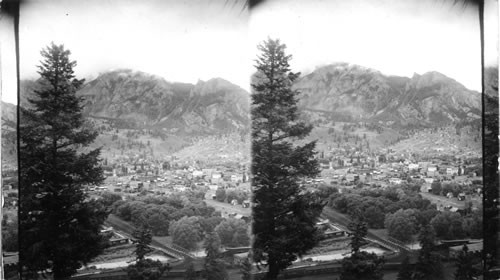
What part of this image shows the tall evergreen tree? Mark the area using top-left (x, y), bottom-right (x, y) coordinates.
top-left (240, 255), bottom-right (253, 280)
top-left (414, 224), bottom-right (443, 280)
top-left (454, 244), bottom-right (479, 280)
top-left (184, 258), bottom-right (197, 280)
top-left (204, 231), bottom-right (228, 280)
top-left (127, 227), bottom-right (170, 280)
top-left (348, 218), bottom-right (368, 254)
top-left (339, 219), bottom-right (385, 280)
top-left (397, 255), bottom-right (413, 280)
top-left (19, 43), bottom-right (108, 279)
top-left (133, 227), bottom-right (153, 261)
top-left (251, 38), bottom-right (324, 279)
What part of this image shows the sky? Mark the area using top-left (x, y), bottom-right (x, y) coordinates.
top-left (250, 0), bottom-right (495, 92)
top-left (0, 13), bottom-right (17, 104)
top-left (0, 0), bottom-right (498, 105)
top-left (1, 0), bottom-right (251, 105)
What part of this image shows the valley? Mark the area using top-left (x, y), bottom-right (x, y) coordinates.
top-left (5, 64), bottom-right (486, 279)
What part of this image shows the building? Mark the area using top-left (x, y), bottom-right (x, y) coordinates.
top-left (408, 163), bottom-right (419, 171)
top-left (192, 170), bottom-right (204, 177)
top-left (388, 178), bottom-right (402, 185)
top-left (446, 167), bottom-right (459, 176)
top-left (424, 178), bottom-right (435, 184)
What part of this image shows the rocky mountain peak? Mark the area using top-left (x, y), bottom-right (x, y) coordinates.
top-left (295, 63), bottom-right (481, 128)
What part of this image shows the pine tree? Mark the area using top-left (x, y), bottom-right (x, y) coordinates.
top-left (251, 38), bottom-right (324, 279)
top-left (348, 218), bottom-right (368, 254)
top-left (454, 244), bottom-right (478, 280)
top-left (240, 255), bottom-right (253, 280)
top-left (397, 255), bottom-right (413, 280)
top-left (133, 227), bottom-right (153, 261)
top-left (127, 227), bottom-right (170, 280)
top-left (19, 43), bottom-right (108, 279)
top-left (204, 231), bottom-right (228, 280)
top-left (339, 219), bottom-right (385, 280)
top-left (414, 224), bottom-right (443, 280)
top-left (184, 259), bottom-right (197, 280)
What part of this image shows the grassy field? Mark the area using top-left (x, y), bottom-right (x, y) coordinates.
top-left (307, 122), bottom-right (402, 153)
top-left (91, 127), bottom-right (189, 161)
top-left (204, 198), bottom-right (251, 217)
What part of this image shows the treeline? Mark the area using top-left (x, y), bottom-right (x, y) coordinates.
top-left (101, 191), bottom-right (249, 250)
top-left (327, 183), bottom-right (482, 242)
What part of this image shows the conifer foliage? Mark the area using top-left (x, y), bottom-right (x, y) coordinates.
top-left (127, 227), bottom-right (170, 280)
top-left (454, 244), bottom-right (479, 280)
top-left (251, 38), bottom-right (324, 279)
top-left (19, 43), bottom-right (108, 279)
top-left (339, 219), bottom-right (385, 280)
top-left (204, 231), bottom-right (228, 280)
top-left (413, 224), bottom-right (443, 280)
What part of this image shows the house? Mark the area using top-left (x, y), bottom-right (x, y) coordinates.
top-left (173, 185), bottom-right (187, 192)
top-left (345, 174), bottom-right (357, 182)
top-left (446, 167), bottom-right (459, 176)
top-left (408, 163), bottom-right (419, 171)
top-left (192, 170), bottom-right (204, 177)
top-left (389, 178), bottom-right (402, 185)
top-left (230, 174), bottom-right (243, 183)
top-left (208, 184), bottom-right (219, 191)
top-left (424, 178), bottom-right (435, 184)
top-left (319, 159), bottom-right (330, 169)
top-left (427, 166), bottom-right (438, 172)
top-left (458, 193), bottom-right (466, 201)
top-left (242, 200), bottom-right (251, 208)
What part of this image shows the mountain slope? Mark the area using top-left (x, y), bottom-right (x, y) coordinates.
top-left (295, 63), bottom-right (481, 128)
top-left (21, 69), bottom-right (250, 135)
top-left (78, 70), bottom-right (249, 134)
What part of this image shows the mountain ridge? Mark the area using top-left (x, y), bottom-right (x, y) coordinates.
top-left (294, 63), bottom-right (481, 128)
top-left (21, 69), bottom-right (250, 135)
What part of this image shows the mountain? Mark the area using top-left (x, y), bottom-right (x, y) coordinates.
top-left (295, 63), bottom-right (481, 128)
top-left (21, 69), bottom-right (250, 135)
top-left (77, 70), bottom-right (250, 134)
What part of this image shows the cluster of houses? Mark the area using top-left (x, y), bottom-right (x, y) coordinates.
top-left (96, 156), bottom-right (251, 200)
top-left (318, 147), bottom-right (480, 185)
